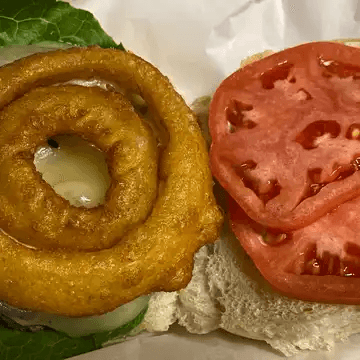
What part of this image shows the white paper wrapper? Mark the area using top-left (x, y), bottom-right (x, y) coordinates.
top-left (65, 0), bottom-right (360, 359)
top-left (72, 329), bottom-right (360, 360)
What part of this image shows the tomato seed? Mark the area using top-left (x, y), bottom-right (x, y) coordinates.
top-left (225, 100), bottom-right (255, 132)
top-left (319, 57), bottom-right (360, 78)
top-left (346, 123), bottom-right (360, 140)
top-left (295, 120), bottom-right (341, 150)
top-left (297, 88), bottom-right (312, 100)
top-left (260, 61), bottom-right (294, 89)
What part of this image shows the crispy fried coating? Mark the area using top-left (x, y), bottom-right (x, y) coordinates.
top-left (0, 47), bottom-right (223, 316)
top-left (0, 85), bottom-right (158, 250)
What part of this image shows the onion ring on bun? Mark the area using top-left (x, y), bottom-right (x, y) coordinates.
top-left (0, 46), bottom-right (223, 317)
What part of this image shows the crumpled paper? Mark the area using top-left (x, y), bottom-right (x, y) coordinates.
top-left (72, 330), bottom-right (360, 360)
top-left (206, 0), bottom-right (360, 76)
top-left (69, 0), bottom-right (360, 359)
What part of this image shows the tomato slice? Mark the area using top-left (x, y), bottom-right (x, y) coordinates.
top-left (229, 194), bottom-right (360, 304)
top-left (209, 42), bottom-right (360, 232)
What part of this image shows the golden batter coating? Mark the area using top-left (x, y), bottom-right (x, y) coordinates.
top-left (0, 85), bottom-right (158, 250)
top-left (0, 47), bottom-right (223, 316)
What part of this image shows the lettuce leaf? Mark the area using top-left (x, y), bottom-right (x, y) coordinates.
top-left (0, 327), bottom-right (95, 360)
top-left (0, 0), bottom-right (124, 49)
top-left (0, 308), bottom-right (147, 360)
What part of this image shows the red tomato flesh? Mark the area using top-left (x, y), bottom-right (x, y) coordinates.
top-left (210, 42), bottom-right (360, 303)
top-left (229, 195), bottom-right (360, 304)
top-left (210, 42), bottom-right (360, 232)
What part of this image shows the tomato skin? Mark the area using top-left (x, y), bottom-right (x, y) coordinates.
top-left (210, 41), bottom-right (360, 232)
top-left (210, 41), bottom-right (360, 303)
top-left (229, 194), bottom-right (360, 304)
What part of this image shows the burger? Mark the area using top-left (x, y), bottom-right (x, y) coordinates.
top-left (2, 1), bottom-right (360, 360)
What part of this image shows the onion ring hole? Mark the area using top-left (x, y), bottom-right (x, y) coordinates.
top-left (34, 135), bottom-right (111, 208)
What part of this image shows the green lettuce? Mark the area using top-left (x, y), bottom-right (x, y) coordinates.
top-left (0, 309), bottom-right (147, 360)
top-left (0, 0), bottom-right (124, 49)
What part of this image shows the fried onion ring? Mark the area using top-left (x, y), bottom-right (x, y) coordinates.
top-left (0, 85), bottom-right (158, 250)
top-left (0, 47), bottom-right (223, 316)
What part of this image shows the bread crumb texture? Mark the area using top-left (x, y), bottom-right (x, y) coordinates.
top-left (145, 226), bottom-right (360, 356)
